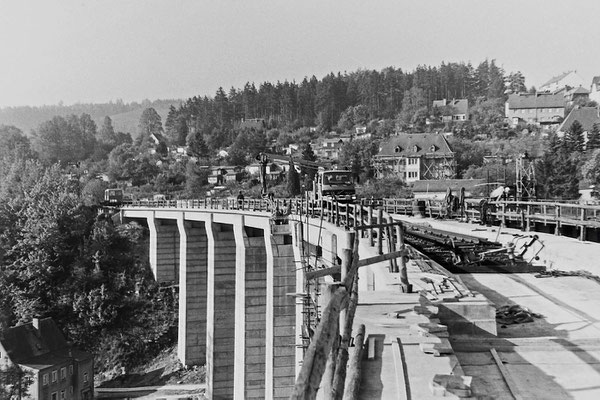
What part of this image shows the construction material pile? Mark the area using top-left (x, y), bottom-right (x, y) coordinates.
top-left (535, 269), bottom-right (600, 285)
top-left (496, 304), bottom-right (543, 325)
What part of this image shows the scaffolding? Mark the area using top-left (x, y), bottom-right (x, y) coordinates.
top-left (516, 152), bottom-right (536, 201)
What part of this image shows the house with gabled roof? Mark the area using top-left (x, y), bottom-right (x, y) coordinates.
top-left (505, 93), bottom-right (565, 127)
top-left (432, 99), bottom-right (469, 122)
top-left (207, 166), bottom-right (243, 185)
top-left (557, 107), bottom-right (600, 143)
top-left (0, 318), bottom-right (93, 400)
top-left (373, 133), bottom-right (456, 183)
top-left (313, 136), bottom-right (351, 160)
top-left (539, 71), bottom-right (585, 93)
top-left (562, 86), bottom-right (590, 107)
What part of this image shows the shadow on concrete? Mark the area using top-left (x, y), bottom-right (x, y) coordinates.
top-left (449, 274), bottom-right (576, 400)
top-left (358, 334), bottom-right (385, 399)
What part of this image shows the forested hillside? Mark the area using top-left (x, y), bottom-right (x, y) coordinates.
top-left (0, 99), bottom-right (181, 135)
top-left (179, 60), bottom-right (518, 128)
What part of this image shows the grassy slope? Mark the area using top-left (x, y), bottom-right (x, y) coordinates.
top-left (96, 345), bottom-right (205, 388)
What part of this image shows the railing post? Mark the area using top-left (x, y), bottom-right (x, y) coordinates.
top-left (387, 216), bottom-right (398, 273)
top-left (377, 209), bottom-right (383, 255)
top-left (329, 201), bottom-right (334, 224)
top-left (580, 208), bottom-right (586, 241)
top-left (345, 203), bottom-right (350, 229)
top-left (555, 205), bottom-right (561, 236)
top-left (368, 205), bottom-right (374, 247)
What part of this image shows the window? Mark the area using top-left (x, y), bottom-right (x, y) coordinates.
top-left (69, 365), bottom-right (73, 375)
top-left (61, 367), bottom-right (66, 380)
top-left (51, 393), bottom-right (57, 400)
top-left (70, 387), bottom-right (73, 396)
top-left (83, 372), bottom-right (88, 383)
top-left (408, 158), bottom-right (418, 165)
top-left (60, 390), bottom-right (65, 400)
top-left (52, 370), bottom-right (58, 383)
top-left (43, 374), bottom-right (49, 385)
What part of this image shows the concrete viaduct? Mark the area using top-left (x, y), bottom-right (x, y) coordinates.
top-left (120, 200), bottom-right (365, 400)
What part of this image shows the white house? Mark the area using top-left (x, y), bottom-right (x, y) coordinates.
top-left (539, 71), bottom-right (585, 93)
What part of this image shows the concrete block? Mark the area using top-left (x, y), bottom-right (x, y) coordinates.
top-left (273, 386), bottom-right (294, 399)
top-left (411, 322), bottom-right (449, 338)
top-left (430, 374), bottom-right (473, 398)
top-left (273, 354), bottom-right (294, 367)
top-left (413, 305), bottom-right (439, 318)
top-left (419, 337), bottom-right (453, 356)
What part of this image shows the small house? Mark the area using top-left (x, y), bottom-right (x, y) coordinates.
top-left (0, 318), bottom-right (94, 400)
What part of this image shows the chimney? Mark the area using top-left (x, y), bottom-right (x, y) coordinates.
top-left (32, 318), bottom-right (40, 330)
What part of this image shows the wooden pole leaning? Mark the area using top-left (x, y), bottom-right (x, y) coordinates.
top-left (291, 234), bottom-right (360, 400)
top-left (331, 269), bottom-right (360, 400)
top-left (342, 324), bottom-right (365, 400)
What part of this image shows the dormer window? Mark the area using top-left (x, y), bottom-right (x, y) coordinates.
top-left (394, 146), bottom-right (402, 153)
top-left (412, 145), bottom-right (419, 152)
top-left (430, 145), bottom-right (437, 152)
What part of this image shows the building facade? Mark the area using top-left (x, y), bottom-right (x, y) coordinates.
top-left (432, 98), bottom-right (469, 122)
top-left (0, 318), bottom-right (93, 400)
top-left (539, 70), bottom-right (585, 93)
top-left (373, 133), bottom-right (456, 183)
top-left (505, 93), bottom-right (565, 127)
top-left (590, 76), bottom-right (600, 104)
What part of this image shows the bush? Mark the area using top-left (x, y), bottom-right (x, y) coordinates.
top-left (357, 176), bottom-right (412, 198)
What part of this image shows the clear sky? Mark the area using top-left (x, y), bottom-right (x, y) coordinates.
top-left (1, 0), bottom-right (599, 108)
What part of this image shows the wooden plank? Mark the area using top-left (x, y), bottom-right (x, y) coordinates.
top-left (391, 338), bottom-right (410, 400)
top-left (367, 336), bottom-right (376, 360)
top-left (490, 348), bottom-right (524, 400)
top-left (357, 250), bottom-right (407, 267)
top-left (305, 250), bottom-right (407, 280)
top-left (354, 222), bottom-right (403, 230)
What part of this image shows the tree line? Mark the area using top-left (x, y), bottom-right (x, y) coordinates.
top-left (162, 59), bottom-right (519, 147)
top-left (0, 125), bottom-right (177, 376)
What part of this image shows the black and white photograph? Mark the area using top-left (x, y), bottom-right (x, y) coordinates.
top-left (1, 1), bottom-right (600, 399)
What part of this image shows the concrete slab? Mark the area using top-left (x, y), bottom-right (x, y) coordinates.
top-left (354, 292), bottom-right (464, 400)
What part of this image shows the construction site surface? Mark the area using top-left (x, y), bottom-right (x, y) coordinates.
top-left (351, 215), bottom-right (600, 400)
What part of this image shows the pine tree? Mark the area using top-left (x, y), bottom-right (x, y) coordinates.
top-left (99, 116), bottom-right (117, 147)
top-left (587, 123), bottom-right (600, 150)
top-left (565, 120), bottom-right (585, 152)
top-left (301, 143), bottom-right (317, 180)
